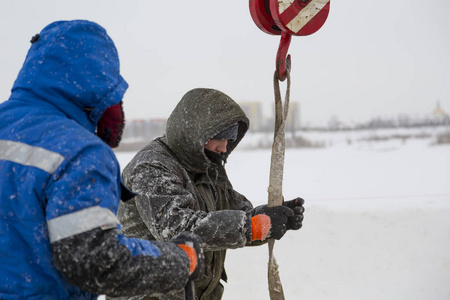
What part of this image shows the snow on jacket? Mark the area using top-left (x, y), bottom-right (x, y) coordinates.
top-left (0, 20), bottom-right (191, 299)
top-left (118, 88), bottom-right (260, 300)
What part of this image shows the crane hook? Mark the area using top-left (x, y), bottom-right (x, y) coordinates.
top-left (276, 31), bottom-right (292, 82)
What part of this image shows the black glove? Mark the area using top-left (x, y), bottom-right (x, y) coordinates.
top-left (283, 197), bottom-right (305, 230)
top-left (250, 205), bottom-right (294, 241)
top-left (171, 232), bottom-right (204, 280)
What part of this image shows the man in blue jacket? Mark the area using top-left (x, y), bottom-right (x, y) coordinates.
top-left (0, 20), bottom-right (203, 299)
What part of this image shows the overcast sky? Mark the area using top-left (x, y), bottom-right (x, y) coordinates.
top-left (1, 0), bottom-right (449, 125)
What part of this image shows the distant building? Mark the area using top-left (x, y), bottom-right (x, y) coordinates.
top-left (148, 118), bottom-right (166, 138)
top-left (122, 101), bottom-right (303, 140)
top-left (239, 102), bottom-right (264, 132)
top-left (270, 101), bottom-right (301, 132)
top-left (123, 118), bottom-right (166, 141)
top-left (286, 102), bottom-right (301, 132)
top-left (433, 101), bottom-right (448, 120)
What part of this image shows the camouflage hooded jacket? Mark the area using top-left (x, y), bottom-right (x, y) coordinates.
top-left (119, 88), bottom-right (258, 300)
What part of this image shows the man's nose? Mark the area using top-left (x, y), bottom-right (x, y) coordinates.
top-left (217, 140), bottom-right (228, 153)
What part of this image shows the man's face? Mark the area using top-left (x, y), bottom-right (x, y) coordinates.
top-left (205, 139), bottom-right (228, 154)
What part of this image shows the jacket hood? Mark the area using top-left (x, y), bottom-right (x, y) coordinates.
top-left (165, 88), bottom-right (249, 174)
top-left (9, 20), bottom-right (128, 132)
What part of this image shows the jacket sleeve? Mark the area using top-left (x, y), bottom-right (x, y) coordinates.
top-left (124, 158), bottom-right (253, 252)
top-left (45, 144), bottom-right (191, 296)
top-left (228, 189), bottom-right (268, 247)
top-left (51, 228), bottom-right (190, 297)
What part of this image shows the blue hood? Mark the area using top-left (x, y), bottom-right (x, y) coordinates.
top-left (10, 20), bottom-right (128, 132)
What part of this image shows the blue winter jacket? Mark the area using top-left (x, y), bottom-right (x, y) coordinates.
top-left (0, 20), bottom-right (191, 299)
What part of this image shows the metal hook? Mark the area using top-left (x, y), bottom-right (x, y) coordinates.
top-left (275, 31), bottom-right (292, 81)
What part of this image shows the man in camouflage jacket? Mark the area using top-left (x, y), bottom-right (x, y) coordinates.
top-left (119, 88), bottom-right (305, 300)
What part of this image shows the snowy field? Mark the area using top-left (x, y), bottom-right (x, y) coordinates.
top-left (112, 127), bottom-right (450, 300)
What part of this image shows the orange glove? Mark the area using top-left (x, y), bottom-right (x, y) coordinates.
top-left (171, 233), bottom-right (204, 280)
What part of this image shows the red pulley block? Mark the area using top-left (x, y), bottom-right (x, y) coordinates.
top-left (249, 0), bottom-right (282, 35)
top-left (249, 0), bottom-right (330, 80)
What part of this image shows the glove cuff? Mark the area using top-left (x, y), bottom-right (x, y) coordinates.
top-left (177, 243), bottom-right (197, 275)
top-left (251, 214), bottom-right (271, 241)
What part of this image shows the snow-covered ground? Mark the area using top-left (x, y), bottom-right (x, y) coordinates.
top-left (113, 127), bottom-right (450, 300)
